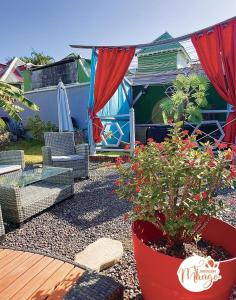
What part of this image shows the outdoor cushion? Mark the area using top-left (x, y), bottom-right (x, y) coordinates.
top-left (0, 164), bottom-right (21, 175)
top-left (52, 154), bottom-right (84, 162)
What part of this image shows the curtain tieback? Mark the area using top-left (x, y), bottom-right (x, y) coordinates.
top-left (88, 110), bottom-right (97, 120)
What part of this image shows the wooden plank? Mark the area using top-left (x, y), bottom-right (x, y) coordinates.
top-left (0, 253), bottom-right (43, 294)
top-left (11, 259), bottom-right (64, 300)
top-left (0, 251), bottom-right (34, 280)
top-left (0, 256), bottom-right (53, 299)
top-left (0, 249), bottom-right (13, 260)
top-left (29, 262), bottom-right (75, 300)
top-left (0, 250), bottom-right (22, 269)
top-left (46, 267), bottom-right (83, 300)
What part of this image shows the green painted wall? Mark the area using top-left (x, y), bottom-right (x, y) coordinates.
top-left (134, 84), bottom-right (227, 124)
top-left (23, 70), bottom-right (31, 92)
top-left (138, 51), bottom-right (177, 73)
top-left (77, 59), bottom-right (91, 83)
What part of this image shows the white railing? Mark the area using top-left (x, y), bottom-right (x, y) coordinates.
top-left (90, 108), bottom-right (136, 154)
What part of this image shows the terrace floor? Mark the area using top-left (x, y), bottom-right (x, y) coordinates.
top-left (0, 163), bottom-right (235, 299)
top-left (0, 248), bottom-right (83, 300)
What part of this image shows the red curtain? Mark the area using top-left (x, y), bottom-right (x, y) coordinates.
top-left (90, 47), bottom-right (135, 143)
top-left (191, 19), bottom-right (236, 144)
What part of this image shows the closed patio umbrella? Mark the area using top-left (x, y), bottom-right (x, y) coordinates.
top-left (57, 80), bottom-right (74, 132)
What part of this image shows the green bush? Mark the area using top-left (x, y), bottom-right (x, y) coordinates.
top-left (26, 114), bottom-right (58, 141)
top-left (0, 119), bottom-right (10, 149)
top-left (0, 118), bottom-right (7, 133)
top-left (0, 132), bottom-right (10, 150)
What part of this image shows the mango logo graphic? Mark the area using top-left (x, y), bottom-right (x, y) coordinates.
top-left (177, 255), bottom-right (222, 292)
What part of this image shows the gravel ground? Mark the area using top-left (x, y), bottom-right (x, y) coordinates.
top-left (0, 163), bottom-right (235, 299)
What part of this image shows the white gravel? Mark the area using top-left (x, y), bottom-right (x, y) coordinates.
top-left (0, 163), bottom-right (235, 299)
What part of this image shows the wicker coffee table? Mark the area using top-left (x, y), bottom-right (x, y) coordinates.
top-left (0, 166), bottom-right (74, 225)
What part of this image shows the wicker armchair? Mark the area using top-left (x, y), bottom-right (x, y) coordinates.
top-left (42, 132), bottom-right (89, 179)
top-left (0, 150), bottom-right (25, 175)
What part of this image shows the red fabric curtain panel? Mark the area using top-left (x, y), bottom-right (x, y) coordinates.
top-left (90, 47), bottom-right (135, 143)
top-left (191, 19), bottom-right (236, 144)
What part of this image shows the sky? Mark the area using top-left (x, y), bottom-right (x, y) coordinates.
top-left (1, 0), bottom-right (236, 62)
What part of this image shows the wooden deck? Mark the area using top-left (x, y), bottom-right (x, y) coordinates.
top-left (0, 248), bottom-right (84, 300)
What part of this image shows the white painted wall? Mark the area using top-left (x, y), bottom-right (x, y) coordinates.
top-left (20, 83), bottom-right (90, 129)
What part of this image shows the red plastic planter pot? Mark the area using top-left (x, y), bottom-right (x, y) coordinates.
top-left (132, 218), bottom-right (236, 300)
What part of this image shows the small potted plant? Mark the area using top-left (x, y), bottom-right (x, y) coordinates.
top-left (115, 126), bottom-right (236, 300)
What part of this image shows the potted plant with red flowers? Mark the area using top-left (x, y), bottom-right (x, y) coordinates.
top-left (114, 126), bottom-right (236, 300)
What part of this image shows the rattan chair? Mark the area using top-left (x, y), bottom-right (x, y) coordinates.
top-left (42, 132), bottom-right (89, 179)
top-left (0, 150), bottom-right (25, 175)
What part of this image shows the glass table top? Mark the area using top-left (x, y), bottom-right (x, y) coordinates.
top-left (0, 166), bottom-right (70, 187)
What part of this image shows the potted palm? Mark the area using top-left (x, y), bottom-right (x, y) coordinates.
top-left (115, 80), bottom-right (236, 299)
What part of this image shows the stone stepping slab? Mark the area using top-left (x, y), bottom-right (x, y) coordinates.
top-left (74, 238), bottom-right (123, 272)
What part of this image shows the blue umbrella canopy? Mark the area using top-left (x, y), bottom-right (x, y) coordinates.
top-left (57, 81), bottom-right (74, 132)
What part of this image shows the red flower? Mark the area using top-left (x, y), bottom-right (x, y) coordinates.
top-left (183, 140), bottom-right (197, 150)
top-left (123, 155), bottom-right (131, 163)
top-left (224, 149), bottom-right (233, 160)
top-left (182, 130), bottom-right (189, 136)
top-left (217, 142), bottom-right (228, 149)
top-left (124, 144), bottom-right (130, 150)
top-left (115, 157), bottom-right (123, 166)
top-left (230, 168), bottom-right (236, 178)
top-left (134, 147), bottom-right (141, 155)
top-left (188, 160), bottom-right (195, 167)
top-left (208, 160), bottom-right (216, 168)
top-left (115, 179), bottom-right (121, 186)
top-left (139, 144), bottom-right (145, 150)
top-left (134, 205), bottom-right (141, 213)
top-left (231, 145), bottom-right (236, 153)
top-left (135, 186), bottom-right (141, 193)
top-left (137, 178), bottom-right (143, 185)
top-left (128, 196), bottom-right (134, 202)
top-left (135, 140), bottom-right (141, 145)
top-left (202, 191), bottom-right (207, 199)
top-left (190, 142), bottom-right (198, 149)
top-left (147, 138), bottom-right (154, 143)
top-left (194, 194), bottom-right (200, 201)
top-left (206, 147), bottom-right (214, 158)
top-left (156, 143), bottom-right (165, 151)
top-left (124, 213), bottom-right (129, 221)
top-left (144, 178), bottom-right (150, 184)
top-left (195, 129), bottom-right (203, 135)
top-left (131, 162), bottom-right (140, 171)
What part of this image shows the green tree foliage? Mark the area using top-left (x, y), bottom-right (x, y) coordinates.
top-left (20, 50), bottom-right (54, 66)
top-left (0, 81), bottom-right (39, 121)
top-left (26, 114), bottom-right (58, 141)
top-left (160, 74), bottom-right (209, 125)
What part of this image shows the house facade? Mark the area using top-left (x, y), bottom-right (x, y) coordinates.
top-left (21, 54), bottom-right (91, 130)
top-left (23, 54), bottom-right (91, 91)
top-left (128, 32), bottom-right (228, 143)
top-left (0, 57), bottom-right (26, 89)
top-left (136, 32), bottom-right (190, 73)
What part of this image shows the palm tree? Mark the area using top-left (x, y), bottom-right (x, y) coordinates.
top-left (20, 50), bottom-right (54, 66)
top-left (0, 81), bottom-right (39, 121)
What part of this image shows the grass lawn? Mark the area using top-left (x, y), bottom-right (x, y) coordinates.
top-left (6, 139), bottom-right (43, 165)
top-left (96, 151), bottom-right (128, 157)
